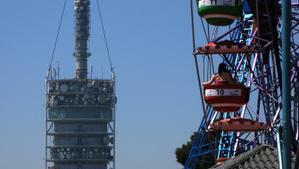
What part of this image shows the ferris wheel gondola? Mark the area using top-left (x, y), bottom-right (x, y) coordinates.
top-left (203, 82), bottom-right (250, 112)
top-left (198, 0), bottom-right (243, 26)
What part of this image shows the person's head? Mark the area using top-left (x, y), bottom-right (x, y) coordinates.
top-left (218, 63), bottom-right (228, 74)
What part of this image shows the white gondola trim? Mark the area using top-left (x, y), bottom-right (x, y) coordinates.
top-left (198, 0), bottom-right (236, 7)
top-left (203, 14), bottom-right (237, 20)
top-left (205, 89), bottom-right (242, 96)
top-left (212, 103), bottom-right (244, 107)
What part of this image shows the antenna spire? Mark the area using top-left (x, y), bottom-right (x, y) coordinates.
top-left (74, 0), bottom-right (90, 79)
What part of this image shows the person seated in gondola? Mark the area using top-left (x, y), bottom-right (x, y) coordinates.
top-left (203, 63), bottom-right (250, 112)
top-left (205, 63), bottom-right (234, 85)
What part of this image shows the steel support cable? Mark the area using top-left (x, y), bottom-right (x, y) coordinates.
top-left (190, 0), bottom-right (207, 122)
top-left (200, 17), bottom-right (209, 43)
top-left (95, 3), bottom-right (116, 169)
top-left (96, 0), bottom-right (114, 72)
top-left (203, 56), bottom-right (206, 81)
top-left (45, 2), bottom-right (66, 168)
top-left (186, 3), bottom-right (211, 167)
top-left (190, 1), bottom-right (221, 164)
top-left (211, 27), bottom-right (218, 42)
top-left (47, 0), bottom-right (67, 80)
top-left (207, 23), bottom-right (210, 41)
top-left (190, 0), bottom-right (217, 162)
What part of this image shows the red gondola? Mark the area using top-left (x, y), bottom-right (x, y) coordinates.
top-left (209, 117), bottom-right (268, 132)
top-left (203, 82), bottom-right (250, 112)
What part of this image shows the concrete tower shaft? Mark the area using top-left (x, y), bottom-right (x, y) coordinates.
top-left (74, 0), bottom-right (90, 79)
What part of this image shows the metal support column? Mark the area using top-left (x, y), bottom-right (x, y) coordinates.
top-left (281, 0), bottom-right (292, 168)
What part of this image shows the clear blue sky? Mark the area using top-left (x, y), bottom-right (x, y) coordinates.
top-left (0, 1), bottom-right (205, 169)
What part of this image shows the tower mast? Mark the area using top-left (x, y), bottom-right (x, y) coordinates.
top-left (74, 0), bottom-right (90, 79)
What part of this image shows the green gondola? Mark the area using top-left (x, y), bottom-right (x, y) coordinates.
top-left (198, 0), bottom-right (243, 26)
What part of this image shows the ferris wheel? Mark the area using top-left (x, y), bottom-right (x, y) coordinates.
top-left (185, 0), bottom-right (299, 168)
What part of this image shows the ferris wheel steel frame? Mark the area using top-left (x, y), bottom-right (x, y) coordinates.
top-left (184, 1), bottom-right (299, 169)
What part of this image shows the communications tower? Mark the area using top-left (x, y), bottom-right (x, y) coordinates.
top-left (45, 0), bottom-right (116, 169)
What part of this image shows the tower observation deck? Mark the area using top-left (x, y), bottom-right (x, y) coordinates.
top-left (45, 0), bottom-right (116, 169)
